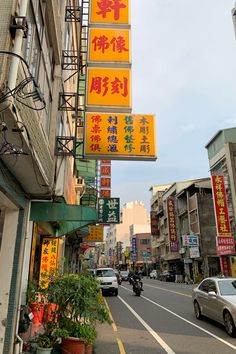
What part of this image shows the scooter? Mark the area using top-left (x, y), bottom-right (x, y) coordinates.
top-left (132, 279), bottom-right (142, 296)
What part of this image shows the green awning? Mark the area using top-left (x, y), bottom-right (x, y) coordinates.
top-left (30, 202), bottom-right (98, 237)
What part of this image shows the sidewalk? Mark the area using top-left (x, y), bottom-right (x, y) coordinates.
top-left (93, 321), bottom-right (120, 354)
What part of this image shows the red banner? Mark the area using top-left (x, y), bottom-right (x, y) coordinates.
top-left (150, 211), bottom-right (159, 236)
top-left (166, 197), bottom-right (178, 252)
top-left (212, 175), bottom-right (234, 255)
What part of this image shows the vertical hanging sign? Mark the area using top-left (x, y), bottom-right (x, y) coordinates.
top-left (166, 197), bottom-right (178, 252)
top-left (39, 238), bottom-right (59, 288)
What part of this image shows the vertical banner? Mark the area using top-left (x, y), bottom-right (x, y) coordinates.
top-left (211, 175), bottom-right (234, 255)
top-left (100, 160), bottom-right (111, 198)
top-left (150, 211), bottom-right (159, 236)
top-left (166, 197), bottom-right (178, 252)
top-left (39, 238), bottom-right (59, 288)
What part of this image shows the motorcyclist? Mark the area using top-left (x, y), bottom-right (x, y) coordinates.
top-left (132, 269), bottom-right (143, 291)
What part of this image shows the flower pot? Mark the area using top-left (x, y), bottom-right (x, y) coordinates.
top-left (36, 347), bottom-right (52, 354)
top-left (43, 303), bottom-right (58, 323)
top-left (85, 344), bottom-right (93, 354)
top-left (61, 337), bottom-right (85, 354)
top-left (29, 303), bottom-right (45, 325)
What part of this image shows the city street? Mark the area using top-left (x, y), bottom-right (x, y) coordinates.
top-left (97, 279), bottom-right (236, 354)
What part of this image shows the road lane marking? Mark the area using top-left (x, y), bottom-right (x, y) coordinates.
top-left (120, 286), bottom-right (236, 351)
top-left (104, 298), bottom-right (126, 354)
top-left (143, 283), bottom-right (192, 298)
top-left (118, 295), bottom-right (176, 354)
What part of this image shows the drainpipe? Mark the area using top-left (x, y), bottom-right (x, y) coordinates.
top-left (8, 0), bottom-right (29, 91)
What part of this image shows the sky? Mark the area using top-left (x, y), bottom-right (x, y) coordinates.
top-left (111, 0), bottom-right (236, 211)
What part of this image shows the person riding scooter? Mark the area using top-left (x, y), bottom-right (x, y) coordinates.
top-left (132, 270), bottom-right (143, 291)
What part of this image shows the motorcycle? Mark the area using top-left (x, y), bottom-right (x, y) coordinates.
top-left (132, 279), bottom-right (142, 296)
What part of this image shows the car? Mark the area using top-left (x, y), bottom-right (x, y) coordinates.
top-left (149, 270), bottom-right (157, 279)
top-left (120, 270), bottom-right (129, 281)
top-left (192, 277), bottom-right (236, 337)
top-left (95, 268), bottom-right (118, 296)
top-left (159, 270), bottom-right (175, 282)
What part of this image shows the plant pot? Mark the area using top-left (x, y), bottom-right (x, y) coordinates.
top-left (29, 303), bottom-right (45, 325)
top-left (85, 344), bottom-right (93, 354)
top-left (61, 337), bottom-right (85, 354)
top-left (36, 347), bottom-right (52, 354)
top-left (43, 303), bottom-right (58, 323)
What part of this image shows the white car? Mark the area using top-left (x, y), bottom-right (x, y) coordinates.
top-left (96, 268), bottom-right (118, 296)
top-left (150, 270), bottom-right (157, 279)
top-left (192, 277), bottom-right (236, 336)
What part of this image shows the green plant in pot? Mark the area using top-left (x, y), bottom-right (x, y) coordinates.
top-left (47, 273), bottom-right (110, 354)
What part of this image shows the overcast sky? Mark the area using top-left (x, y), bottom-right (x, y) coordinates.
top-left (110, 0), bottom-right (236, 211)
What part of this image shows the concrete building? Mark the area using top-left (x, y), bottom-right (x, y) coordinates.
top-left (106, 201), bottom-right (150, 266)
top-left (150, 178), bottom-right (219, 282)
top-left (205, 128), bottom-right (236, 276)
top-left (0, 1), bottom-right (98, 353)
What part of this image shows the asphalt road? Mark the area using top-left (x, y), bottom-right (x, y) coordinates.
top-left (98, 278), bottom-right (236, 354)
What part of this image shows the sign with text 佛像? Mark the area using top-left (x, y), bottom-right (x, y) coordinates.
top-left (39, 238), bottom-right (59, 288)
top-left (84, 113), bottom-right (156, 160)
top-left (89, 28), bottom-right (131, 63)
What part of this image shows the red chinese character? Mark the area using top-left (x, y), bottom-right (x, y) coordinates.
top-left (90, 144), bottom-right (101, 152)
top-left (92, 35), bottom-right (109, 53)
top-left (96, 0), bottom-right (126, 21)
top-left (91, 135), bottom-right (102, 142)
top-left (110, 36), bottom-right (128, 52)
top-left (90, 76), bottom-right (109, 96)
top-left (91, 124), bottom-right (102, 134)
top-left (91, 115), bottom-right (102, 123)
top-left (111, 77), bottom-right (128, 97)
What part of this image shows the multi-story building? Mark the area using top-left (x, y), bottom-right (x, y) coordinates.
top-left (150, 178), bottom-right (219, 282)
top-left (0, 1), bottom-right (98, 353)
top-left (106, 201), bottom-right (150, 266)
top-left (205, 128), bottom-right (236, 276)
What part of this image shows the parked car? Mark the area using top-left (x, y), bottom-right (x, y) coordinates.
top-left (159, 270), bottom-right (175, 282)
top-left (192, 277), bottom-right (236, 336)
top-left (95, 268), bottom-right (118, 296)
top-left (149, 270), bottom-right (157, 279)
top-left (120, 270), bottom-right (129, 281)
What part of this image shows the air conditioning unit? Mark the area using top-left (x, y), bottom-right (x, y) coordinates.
top-left (75, 177), bottom-right (85, 193)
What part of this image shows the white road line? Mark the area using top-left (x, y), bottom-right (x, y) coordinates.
top-left (144, 283), bottom-right (192, 298)
top-left (121, 286), bottom-right (236, 351)
top-left (118, 295), bottom-right (176, 354)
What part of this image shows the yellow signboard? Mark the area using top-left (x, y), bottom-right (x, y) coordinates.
top-left (39, 238), bottom-right (59, 288)
top-left (84, 113), bottom-right (157, 160)
top-left (90, 0), bottom-right (130, 25)
top-left (86, 225), bottom-right (104, 242)
top-left (88, 28), bottom-right (131, 63)
top-left (87, 68), bottom-right (131, 108)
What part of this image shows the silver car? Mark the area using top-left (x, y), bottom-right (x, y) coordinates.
top-left (192, 277), bottom-right (236, 336)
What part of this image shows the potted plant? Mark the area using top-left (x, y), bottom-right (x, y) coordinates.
top-left (35, 332), bottom-right (56, 354)
top-left (27, 279), bottom-right (46, 326)
top-left (46, 273), bottom-right (110, 354)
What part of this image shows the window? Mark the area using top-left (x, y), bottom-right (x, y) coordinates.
top-left (199, 280), bottom-right (217, 293)
top-left (140, 239), bottom-right (150, 245)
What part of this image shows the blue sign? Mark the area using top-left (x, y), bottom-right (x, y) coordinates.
top-left (188, 234), bottom-right (199, 247)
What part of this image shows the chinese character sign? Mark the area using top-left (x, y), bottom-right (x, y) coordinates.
top-left (98, 198), bottom-right (120, 223)
top-left (212, 175), bottom-right (231, 237)
top-left (84, 113), bottom-right (156, 160)
top-left (86, 225), bottom-right (104, 242)
top-left (166, 197), bottom-right (178, 252)
top-left (39, 238), bottom-right (59, 288)
top-left (90, 0), bottom-right (130, 25)
top-left (150, 211), bottom-right (159, 236)
top-left (87, 68), bottom-right (131, 108)
top-left (89, 28), bottom-right (130, 63)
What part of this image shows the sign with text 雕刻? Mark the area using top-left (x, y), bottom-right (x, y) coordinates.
top-left (90, 0), bottom-right (130, 25)
top-left (89, 28), bottom-right (131, 63)
top-left (98, 198), bottom-right (120, 224)
top-left (84, 113), bottom-right (156, 160)
top-left (86, 68), bottom-right (131, 108)
top-left (39, 238), bottom-right (59, 288)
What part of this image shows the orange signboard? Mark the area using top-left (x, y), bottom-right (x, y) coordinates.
top-left (87, 68), bottom-right (131, 108)
top-left (90, 0), bottom-right (130, 25)
top-left (84, 113), bottom-right (156, 160)
top-left (39, 238), bottom-right (59, 288)
top-left (85, 225), bottom-right (104, 242)
top-left (89, 28), bottom-right (130, 63)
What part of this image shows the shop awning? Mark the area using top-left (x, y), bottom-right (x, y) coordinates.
top-left (30, 202), bottom-right (98, 237)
